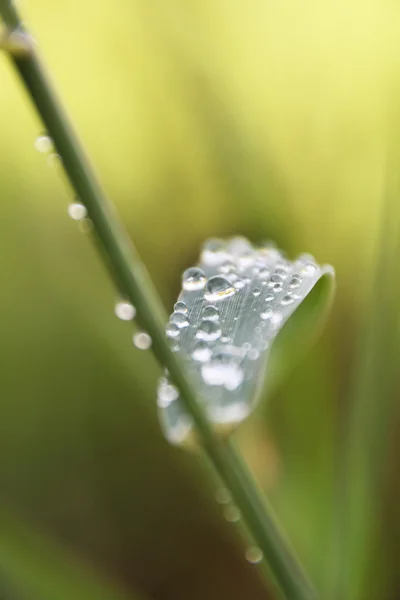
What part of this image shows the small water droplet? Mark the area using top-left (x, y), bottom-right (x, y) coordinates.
top-left (192, 341), bottom-right (213, 362)
top-left (234, 279), bottom-right (246, 290)
top-left (47, 153), bottom-right (62, 167)
top-left (215, 488), bottom-right (231, 504)
top-left (253, 288), bottom-right (261, 297)
top-left (224, 505), bottom-right (241, 523)
top-left (275, 267), bottom-right (288, 279)
top-left (264, 293), bottom-right (274, 302)
top-left (68, 202), bottom-right (87, 221)
top-left (221, 336), bottom-right (230, 343)
top-left (133, 332), bottom-right (152, 350)
top-left (267, 274), bottom-right (283, 288)
top-left (202, 305), bottom-right (219, 321)
top-left (298, 254), bottom-right (317, 275)
top-left (261, 308), bottom-right (273, 320)
top-left (204, 276), bottom-right (235, 301)
top-left (289, 275), bottom-right (302, 288)
top-left (34, 133), bottom-right (53, 153)
top-left (182, 267), bottom-right (206, 291)
top-left (281, 294), bottom-right (294, 306)
top-left (115, 301), bottom-right (136, 321)
top-left (157, 379), bottom-right (179, 407)
top-left (201, 238), bottom-right (230, 265)
top-left (196, 319), bottom-right (221, 341)
top-left (201, 353), bottom-right (244, 390)
top-left (258, 267), bottom-right (269, 279)
top-left (166, 322), bottom-right (180, 338)
top-left (174, 301), bottom-right (188, 313)
top-left (219, 262), bottom-right (236, 274)
top-left (170, 312), bottom-right (189, 328)
top-left (78, 218), bottom-right (94, 234)
top-left (245, 547), bottom-right (263, 564)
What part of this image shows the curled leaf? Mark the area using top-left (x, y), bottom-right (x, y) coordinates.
top-left (158, 237), bottom-right (334, 446)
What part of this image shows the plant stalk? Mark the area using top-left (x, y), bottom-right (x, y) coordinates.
top-left (0, 4), bottom-right (317, 599)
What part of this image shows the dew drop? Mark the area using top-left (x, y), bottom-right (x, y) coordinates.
top-left (68, 202), bottom-right (87, 221)
top-left (157, 379), bottom-right (179, 407)
top-left (133, 332), bottom-right (152, 350)
top-left (192, 341), bottom-right (213, 362)
top-left (253, 288), bottom-right (261, 297)
top-left (224, 505), bottom-right (241, 523)
top-left (234, 279), bottom-right (246, 290)
top-left (245, 547), bottom-right (263, 564)
top-left (174, 301), bottom-right (188, 314)
top-left (204, 276), bottom-right (235, 301)
top-left (219, 262), bottom-right (236, 274)
top-left (34, 133), bottom-right (53, 153)
top-left (182, 267), bottom-right (206, 291)
top-left (196, 319), bottom-right (221, 341)
top-left (289, 274), bottom-right (302, 288)
top-left (215, 488), bottom-right (231, 504)
top-left (201, 238), bottom-right (230, 266)
top-left (202, 305), bottom-right (219, 321)
top-left (47, 153), bottom-right (62, 167)
top-left (166, 322), bottom-right (180, 338)
top-left (261, 308), bottom-right (273, 320)
top-left (275, 267), bottom-right (288, 279)
top-left (258, 267), bottom-right (269, 279)
top-left (267, 274), bottom-right (283, 288)
top-left (264, 293), bottom-right (274, 302)
top-left (115, 301), bottom-right (136, 321)
top-left (281, 294), bottom-right (294, 306)
top-left (170, 312), bottom-right (189, 328)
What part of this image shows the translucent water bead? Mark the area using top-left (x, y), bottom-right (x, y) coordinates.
top-left (34, 134), bottom-right (53, 153)
top-left (115, 301), bottom-right (136, 321)
top-left (157, 236), bottom-right (335, 446)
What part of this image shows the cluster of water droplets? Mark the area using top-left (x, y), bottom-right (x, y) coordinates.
top-left (158, 236), bottom-right (332, 446)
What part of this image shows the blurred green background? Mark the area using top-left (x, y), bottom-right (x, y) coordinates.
top-left (0, 0), bottom-right (399, 598)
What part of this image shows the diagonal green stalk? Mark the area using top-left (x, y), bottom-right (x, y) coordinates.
top-left (0, 3), bottom-right (317, 599)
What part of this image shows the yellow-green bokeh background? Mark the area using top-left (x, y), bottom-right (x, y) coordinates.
top-left (0, 1), bottom-right (399, 599)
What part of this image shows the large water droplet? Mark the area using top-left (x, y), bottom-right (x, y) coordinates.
top-left (34, 134), bottom-right (53, 153)
top-left (196, 319), bottom-right (221, 341)
top-left (245, 547), bottom-right (263, 564)
top-left (182, 267), bottom-right (206, 291)
top-left (174, 301), bottom-right (188, 314)
top-left (157, 379), bottom-right (179, 407)
top-left (202, 305), bottom-right (219, 321)
top-left (68, 202), bottom-right (87, 221)
top-left (204, 276), bottom-right (235, 301)
top-left (133, 332), bottom-right (152, 350)
top-left (115, 301), bottom-right (136, 321)
top-left (166, 322), bottom-right (180, 338)
top-left (192, 341), bottom-right (213, 362)
top-left (170, 312), bottom-right (189, 328)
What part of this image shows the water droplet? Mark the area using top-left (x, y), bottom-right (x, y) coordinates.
top-left (221, 336), bottom-right (230, 343)
top-left (238, 251), bottom-right (255, 268)
top-left (204, 276), bottom-right (235, 301)
top-left (245, 547), bottom-right (263, 564)
top-left (253, 288), bottom-right (261, 297)
top-left (298, 254), bottom-right (317, 275)
top-left (78, 218), bottom-right (94, 234)
top-left (234, 279), bottom-right (246, 290)
top-left (219, 262), bottom-right (236, 274)
top-left (182, 267), bottom-right (206, 291)
top-left (47, 153), bottom-right (62, 167)
top-left (281, 294), bottom-right (294, 306)
top-left (157, 379), bottom-right (179, 407)
top-left (264, 293), bottom-right (274, 302)
top-left (224, 505), bottom-right (241, 522)
top-left (201, 238), bottom-right (230, 265)
top-left (248, 348), bottom-right (260, 360)
top-left (275, 267), bottom-right (288, 279)
top-left (271, 313), bottom-right (283, 328)
top-left (68, 202), bottom-right (87, 221)
top-left (267, 274), bottom-right (283, 288)
top-left (228, 236), bottom-right (253, 256)
top-left (170, 312), bottom-right (189, 328)
top-left (196, 319), bottom-right (221, 341)
top-left (115, 301), bottom-right (136, 321)
top-left (34, 133), bottom-right (53, 153)
top-left (258, 267), bottom-right (269, 279)
top-left (201, 353), bottom-right (244, 390)
top-left (133, 332), bottom-right (152, 350)
top-left (166, 322), bottom-right (180, 338)
top-left (289, 275), bottom-right (302, 288)
top-left (215, 488), bottom-right (231, 504)
top-left (261, 308), bottom-right (273, 320)
top-left (174, 301), bottom-right (188, 313)
top-left (202, 305), bottom-right (219, 321)
top-left (192, 341), bottom-right (213, 362)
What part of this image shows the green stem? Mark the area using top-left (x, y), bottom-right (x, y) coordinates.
top-left (0, 4), bottom-right (317, 599)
